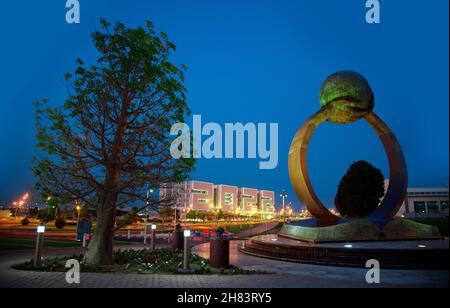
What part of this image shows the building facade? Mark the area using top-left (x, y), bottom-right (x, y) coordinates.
top-left (160, 181), bottom-right (275, 217)
top-left (398, 187), bottom-right (449, 218)
top-left (382, 179), bottom-right (449, 218)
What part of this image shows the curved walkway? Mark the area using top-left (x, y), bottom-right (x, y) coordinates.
top-left (192, 241), bottom-right (449, 288)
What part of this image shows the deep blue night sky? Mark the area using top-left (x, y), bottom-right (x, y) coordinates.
top-left (0, 0), bottom-right (448, 210)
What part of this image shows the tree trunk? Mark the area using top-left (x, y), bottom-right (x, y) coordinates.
top-left (83, 99), bottom-right (127, 266)
top-left (83, 190), bottom-right (118, 266)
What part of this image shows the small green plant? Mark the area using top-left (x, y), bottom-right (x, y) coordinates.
top-left (21, 217), bottom-right (30, 226)
top-left (12, 248), bottom-right (267, 275)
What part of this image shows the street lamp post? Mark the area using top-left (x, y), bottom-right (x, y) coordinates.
top-left (174, 205), bottom-right (177, 230)
top-left (75, 203), bottom-right (81, 240)
top-left (143, 217), bottom-right (148, 245)
top-left (144, 188), bottom-right (154, 245)
top-left (280, 192), bottom-right (288, 222)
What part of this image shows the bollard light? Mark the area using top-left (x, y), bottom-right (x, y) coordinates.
top-left (180, 229), bottom-right (194, 272)
top-left (34, 224), bottom-right (46, 268)
top-left (150, 224), bottom-right (156, 251)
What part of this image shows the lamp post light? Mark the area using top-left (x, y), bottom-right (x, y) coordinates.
top-left (280, 192), bottom-right (288, 222)
top-left (216, 209), bottom-right (220, 227)
top-left (144, 188), bottom-right (154, 243)
top-left (174, 205), bottom-right (178, 230)
top-left (46, 196), bottom-right (52, 216)
top-left (143, 217), bottom-right (148, 245)
top-left (75, 204), bottom-right (81, 240)
top-left (76, 205), bottom-right (81, 222)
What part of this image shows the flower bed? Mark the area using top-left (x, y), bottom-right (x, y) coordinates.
top-left (12, 248), bottom-right (267, 275)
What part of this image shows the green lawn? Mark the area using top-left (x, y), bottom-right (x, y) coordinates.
top-left (410, 218), bottom-right (449, 237)
top-left (0, 237), bottom-right (83, 251)
top-left (223, 223), bottom-right (260, 234)
top-left (0, 237), bottom-right (132, 251)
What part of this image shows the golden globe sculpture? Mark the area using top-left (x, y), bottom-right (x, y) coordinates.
top-left (288, 71), bottom-right (407, 223)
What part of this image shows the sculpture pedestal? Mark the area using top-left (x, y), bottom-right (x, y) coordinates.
top-left (279, 218), bottom-right (442, 243)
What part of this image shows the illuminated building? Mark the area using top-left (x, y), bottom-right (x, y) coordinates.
top-left (160, 181), bottom-right (275, 216)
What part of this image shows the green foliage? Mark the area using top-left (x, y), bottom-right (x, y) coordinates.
top-left (33, 19), bottom-right (195, 210)
top-left (47, 198), bottom-right (58, 208)
top-left (38, 213), bottom-right (54, 223)
top-left (21, 217), bottom-right (30, 226)
top-left (335, 160), bottom-right (385, 218)
top-left (217, 209), bottom-right (224, 220)
top-left (13, 249), bottom-right (265, 275)
top-left (33, 18), bottom-right (197, 265)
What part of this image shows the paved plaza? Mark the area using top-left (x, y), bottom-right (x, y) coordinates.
top-left (0, 240), bottom-right (447, 288)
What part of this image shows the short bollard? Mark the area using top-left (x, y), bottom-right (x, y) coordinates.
top-left (151, 224), bottom-right (156, 251)
top-left (127, 229), bottom-right (131, 243)
top-left (82, 233), bottom-right (88, 247)
top-left (34, 224), bottom-right (46, 268)
top-left (178, 229), bottom-right (195, 273)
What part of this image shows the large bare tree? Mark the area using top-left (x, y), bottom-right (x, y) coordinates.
top-left (33, 19), bottom-right (194, 266)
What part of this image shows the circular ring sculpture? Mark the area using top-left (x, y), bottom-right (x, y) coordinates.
top-left (288, 71), bottom-right (408, 222)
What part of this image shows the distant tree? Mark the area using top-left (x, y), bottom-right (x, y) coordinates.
top-left (217, 209), bottom-right (224, 220)
top-left (159, 206), bottom-right (176, 221)
top-left (186, 210), bottom-right (199, 220)
top-left (33, 19), bottom-right (194, 266)
top-left (334, 160), bottom-right (385, 218)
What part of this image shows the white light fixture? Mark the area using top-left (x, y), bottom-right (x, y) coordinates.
top-left (184, 229), bottom-right (191, 237)
top-left (37, 226), bottom-right (46, 233)
top-left (151, 224), bottom-right (156, 230)
top-left (418, 244), bottom-right (427, 248)
top-left (344, 244), bottom-right (353, 248)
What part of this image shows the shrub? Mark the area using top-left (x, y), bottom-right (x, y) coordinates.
top-left (21, 217), bottom-right (30, 226)
top-left (38, 213), bottom-right (54, 223)
top-left (54, 217), bottom-right (67, 229)
top-left (335, 160), bottom-right (385, 218)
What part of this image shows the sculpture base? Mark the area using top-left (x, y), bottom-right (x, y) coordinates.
top-left (279, 218), bottom-right (442, 243)
top-left (238, 234), bottom-right (449, 269)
